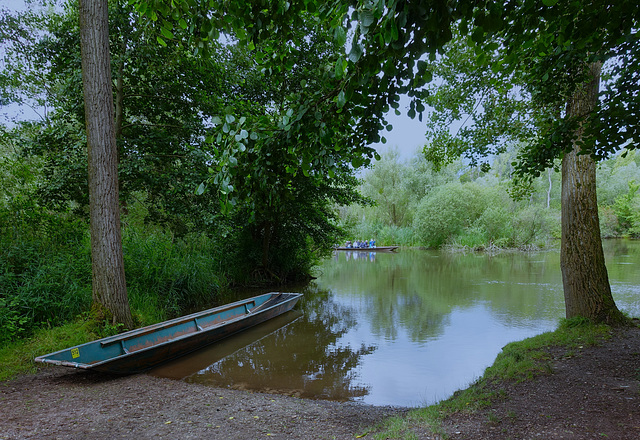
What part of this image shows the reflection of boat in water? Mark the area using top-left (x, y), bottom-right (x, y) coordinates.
top-left (35, 292), bottom-right (302, 374)
top-left (150, 310), bottom-right (303, 379)
top-left (334, 246), bottom-right (399, 252)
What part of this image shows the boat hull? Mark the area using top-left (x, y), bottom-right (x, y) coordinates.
top-left (35, 292), bottom-right (302, 375)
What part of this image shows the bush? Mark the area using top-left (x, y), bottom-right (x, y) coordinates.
top-left (413, 182), bottom-right (490, 247)
top-left (453, 225), bottom-right (488, 249)
top-left (510, 205), bottom-right (558, 247)
top-left (599, 206), bottom-right (619, 238)
top-left (0, 201), bottom-right (229, 343)
top-left (0, 208), bottom-right (92, 344)
top-left (474, 205), bottom-right (513, 245)
top-left (612, 181), bottom-right (640, 237)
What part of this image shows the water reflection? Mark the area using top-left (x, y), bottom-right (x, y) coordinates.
top-left (152, 287), bottom-right (377, 401)
top-left (187, 288), bottom-right (376, 401)
top-left (337, 250), bottom-right (378, 262)
top-left (152, 240), bottom-right (640, 407)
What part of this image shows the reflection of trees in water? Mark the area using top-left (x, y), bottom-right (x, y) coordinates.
top-left (188, 286), bottom-right (375, 401)
top-left (366, 285), bottom-right (450, 343)
top-left (320, 250), bottom-right (569, 340)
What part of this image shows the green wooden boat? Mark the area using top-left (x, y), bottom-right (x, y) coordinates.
top-left (35, 292), bottom-right (302, 374)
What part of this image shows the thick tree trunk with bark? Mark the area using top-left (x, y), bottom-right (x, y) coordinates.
top-left (561, 62), bottom-right (624, 324)
top-left (79, 0), bottom-right (133, 328)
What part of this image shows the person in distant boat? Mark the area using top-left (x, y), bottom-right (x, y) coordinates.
top-left (369, 238), bottom-right (375, 248)
top-left (346, 240), bottom-right (352, 248)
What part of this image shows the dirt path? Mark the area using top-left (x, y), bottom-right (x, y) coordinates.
top-left (1, 324), bottom-right (639, 440)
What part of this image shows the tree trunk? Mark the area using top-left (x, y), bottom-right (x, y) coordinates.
top-left (560, 62), bottom-right (624, 324)
top-left (79, 0), bottom-right (133, 328)
top-left (546, 168), bottom-right (552, 209)
top-left (114, 48), bottom-right (127, 216)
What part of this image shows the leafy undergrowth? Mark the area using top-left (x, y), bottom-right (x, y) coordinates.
top-left (374, 317), bottom-right (615, 439)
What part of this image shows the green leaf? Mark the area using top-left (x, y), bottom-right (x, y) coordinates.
top-left (348, 43), bottom-right (363, 63)
top-left (334, 56), bottom-right (346, 79)
top-left (334, 26), bottom-right (347, 46)
top-left (542, 0), bottom-right (559, 5)
top-left (360, 10), bottom-right (374, 27)
top-left (157, 36), bottom-right (167, 47)
top-left (160, 26), bottom-right (174, 40)
top-left (195, 182), bottom-right (205, 195)
top-left (336, 90), bottom-right (346, 108)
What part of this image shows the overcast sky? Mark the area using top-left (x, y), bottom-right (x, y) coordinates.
top-left (1, 0), bottom-right (428, 160)
top-left (4, 0), bottom-right (28, 11)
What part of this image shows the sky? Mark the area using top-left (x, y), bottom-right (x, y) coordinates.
top-left (3, 0), bottom-right (28, 12)
top-left (1, 0), bottom-right (429, 160)
top-left (372, 96), bottom-right (428, 160)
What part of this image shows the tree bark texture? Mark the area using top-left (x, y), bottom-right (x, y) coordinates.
top-left (79, 0), bottom-right (133, 328)
top-left (561, 62), bottom-right (624, 324)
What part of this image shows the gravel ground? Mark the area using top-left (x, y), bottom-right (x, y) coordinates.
top-left (0, 367), bottom-right (405, 440)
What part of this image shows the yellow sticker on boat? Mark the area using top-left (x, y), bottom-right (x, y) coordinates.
top-left (71, 348), bottom-right (80, 359)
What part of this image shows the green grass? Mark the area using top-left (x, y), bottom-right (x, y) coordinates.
top-left (0, 317), bottom-right (100, 381)
top-left (373, 317), bottom-right (614, 439)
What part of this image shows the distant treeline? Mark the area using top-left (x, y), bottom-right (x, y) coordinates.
top-left (339, 148), bottom-right (640, 249)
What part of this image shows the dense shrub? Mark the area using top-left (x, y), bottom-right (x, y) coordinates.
top-left (612, 181), bottom-right (640, 237)
top-left (508, 205), bottom-right (558, 248)
top-left (0, 201), bottom-right (229, 343)
top-left (474, 205), bottom-right (513, 246)
top-left (0, 207), bottom-right (92, 344)
top-left (599, 206), bottom-right (619, 239)
top-left (413, 182), bottom-right (490, 247)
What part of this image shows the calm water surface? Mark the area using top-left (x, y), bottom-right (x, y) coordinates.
top-left (150, 240), bottom-right (640, 407)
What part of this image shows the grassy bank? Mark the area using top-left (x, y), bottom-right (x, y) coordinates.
top-left (373, 318), bottom-right (614, 439)
top-left (0, 317), bottom-right (101, 381)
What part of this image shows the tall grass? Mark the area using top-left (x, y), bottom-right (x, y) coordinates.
top-left (1, 204), bottom-right (227, 344)
top-left (123, 227), bottom-right (225, 323)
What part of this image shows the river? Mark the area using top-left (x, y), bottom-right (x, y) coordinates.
top-left (151, 240), bottom-right (640, 407)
